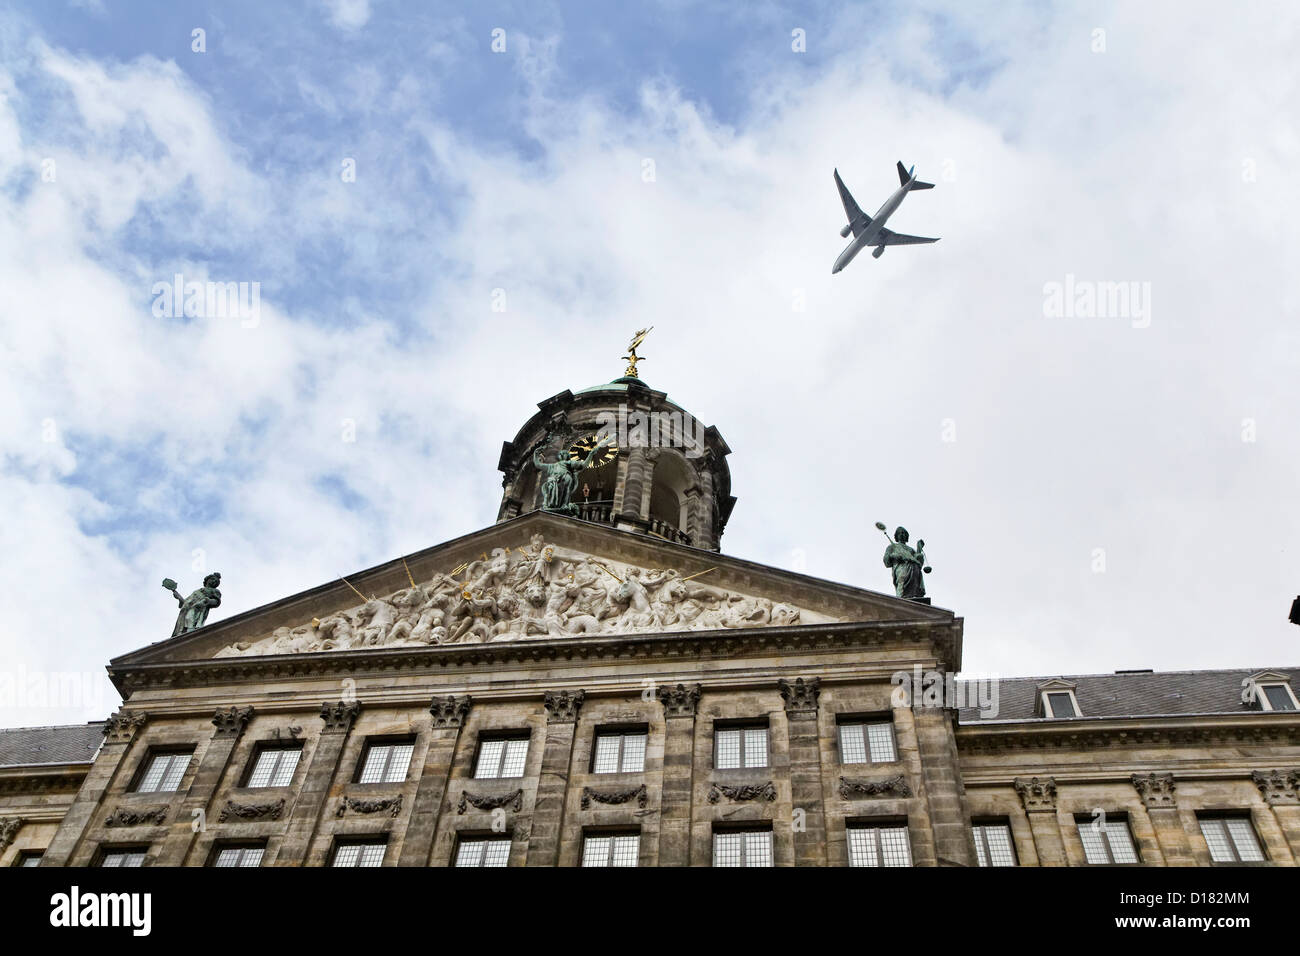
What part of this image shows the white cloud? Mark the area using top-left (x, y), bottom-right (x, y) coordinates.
top-left (322, 0), bottom-right (372, 32)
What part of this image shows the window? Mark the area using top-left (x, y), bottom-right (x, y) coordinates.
top-left (582, 832), bottom-right (640, 867)
top-left (17, 852), bottom-right (43, 867)
top-left (211, 844), bottom-right (265, 867)
top-left (1199, 817), bottom-right (1266, 863)
top-left (839, 720), bottom-right (897, 764)
top-left (244, 745), bottom-right (301, 788)
top-left (1077, 816), bottom-right (1140, 864)
top-left (134, 750), bottom-right (192, 793)
top-left (713, 829), bottom-right (773, 867)
top-left (455, 837), bottom-right (511, 867)
top-left (99, 848), bottom-right (147, 868)
top-left (592, 730), bottom-right (647, 773)
top-left (1045, 692), bottom-right (1079, 718)
top-left (973, 822), bottom-right (1018, 866)
top-left (1259, 684), bottom-right (1298, 712)
top-left (474, 737), bottom-right (529, 779)
top-left (847, 824), bottom-right (912, 867)
top-left (357, 739), bottom-right (413, 784)
top-left (332, 840), bottom-right (386, 867)
top-left (715, 725), bottom-right (768, 770)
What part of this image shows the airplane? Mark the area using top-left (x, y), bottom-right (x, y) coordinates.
top-left (831, 161), bottom-right (940, 273)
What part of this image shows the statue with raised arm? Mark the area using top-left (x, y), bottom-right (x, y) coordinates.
top-left (532, 433), bottom-right (615, 513)
top-left (162, 572), bottom-right (223, 637)
top-left (877, 523), bottom-right (930, 601)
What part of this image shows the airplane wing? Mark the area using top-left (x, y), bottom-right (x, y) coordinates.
top-left (833, 169), bottom-right (870, 236)
top-left (876, 227), bottom-right (939, 245)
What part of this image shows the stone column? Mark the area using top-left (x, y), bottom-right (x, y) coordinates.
top-left (1015, 776), bottom-right (1066, 866)
top-left (656, 684), bottom-right (700, 867)
top-left (1131, 772), bottom-right (1192, 865)
top-left (155, 706), bottom-right (254, 866)
top-left (778, 678), bottom-right (827, 866)
top-left (615, 447), bottom-right (651, 530)
top-left (910, 706), bottom-right (976, 866)
top-left (269, 700), bottom-right (360, 866)
top-left (397, 695), bottom-right (471, 867)
top-left (526, 690), bottom-right (585, 867)
top-left (40, 711), bottom-right (148, 867)
top-left (1252, 769), bottom-right (1300, 861)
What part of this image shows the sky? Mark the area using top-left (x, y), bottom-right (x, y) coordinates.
top-left (1, 0), bottom-right (1297, 727)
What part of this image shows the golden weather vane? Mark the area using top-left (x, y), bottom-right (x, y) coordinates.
top-left (623, 326), bottom-right (653, 378)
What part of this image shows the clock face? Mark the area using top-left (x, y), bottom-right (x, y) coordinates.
top-left (569, 434), bottom-right (618, 467)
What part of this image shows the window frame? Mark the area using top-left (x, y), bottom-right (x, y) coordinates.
top-left (846, 821), bottom-right (913, 867)
top-left (590, 725), bottom-right (649, 774)
top-left (836, 716), bottom-right (898, 765)
top-left (1075, 814), bottom-right (1142, 865)
top-left (16, 851), bottom-right (44, 868)
top-left (1257, 682), bottom-right (1299, 712)
top-left (713, 721), bottom-right (770, 771)
top-left (353, 736), bottom-right (415, 785)
top-left (580, 829), bottom-right (642, 867)
top-left (209, 842), bottom-right (267, 868)
top-left (130, 747), bottom-right (195, 794)
top-left (240, 742), bottom-right (304, 789)
top-left (472, 732), bottom-right (531, 780)
top-left (1041, 690), bottom-right (1081, 718)
top-left (972, 820), bottom-right (1019, 867)
top-left (1197, 814), bottom-right (1268, 864)
top-left (330, 837), bottom-right (388, 867)
top-left (454, 834), bottom-right (513, 867)
top-left (711, 826), bottom-right (774, 867)
top-left (96, 846), bottom-right (149, 868)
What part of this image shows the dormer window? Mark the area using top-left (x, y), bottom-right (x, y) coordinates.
top-left (1036, 679), bottom-right (1081, 719)
top-left (1244, 672), bottom-right (1298, 712)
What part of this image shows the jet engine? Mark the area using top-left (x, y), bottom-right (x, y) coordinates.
top-left (872, 245), bottom-right (885, 258)
top-left (840, 223), bottom-right (853, 238)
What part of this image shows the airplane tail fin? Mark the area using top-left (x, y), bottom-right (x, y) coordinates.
top-left (897, 160), bottom-right (935, 190)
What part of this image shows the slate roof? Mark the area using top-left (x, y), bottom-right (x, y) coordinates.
top-left (0, 722), bottom-right (105, 768)
top-left (957, 667), bottom-right (1300, 723)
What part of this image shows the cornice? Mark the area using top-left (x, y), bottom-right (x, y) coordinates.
top-left (108, 619), bottom-right (962, 696)
top-left (957, 713), bottom-right (1300, 755)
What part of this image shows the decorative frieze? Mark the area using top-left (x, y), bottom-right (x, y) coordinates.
top-left (656, 683), bottom-right (701, 718)
top-left (457, 789), bottom-right (524, 814)
top-left (319, 700), bottom-right (362, 735)
top-left (960, 722), bottom-right (1300, 754)
top-left (0, 817), bottom-right (22, 849)
top-left (104, 805), bottom-right (168, 828)
top-left (581, 783), bottom-right (648, 810)
top-left (1252, 769), bottom-right (1300, 806)
top-left (707, 781), bottom-right (777, 804)
top-left (218, 798), bottom-right (286, 823)
top-left (1132, 772), bottom-right (1177, 809)
top-left (838, 775), bottom-right (912, 799)
top-left (337, 794), bottom-right (403, 818)
top-left (430, 695), bottom-right (472, 729)
top-left (211, 705), bottom-right (255, 739)
top-left (778, 677), bottom-right (820, 718)
top-left (102, 710), bottom-right (148, 743)
top-left (543, 689), bottom-right (586, 723)
top-left (1014, 776), bottom-right (1058, 812)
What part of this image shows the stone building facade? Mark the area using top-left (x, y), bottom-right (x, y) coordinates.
top-left (1, 375), bottom-right (1297, 867)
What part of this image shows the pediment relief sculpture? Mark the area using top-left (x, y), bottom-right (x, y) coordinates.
top-left (215, 535), bottom-right (836, 658)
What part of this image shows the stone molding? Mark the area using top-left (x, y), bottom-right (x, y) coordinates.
top-left (543, 689), bottom-right (586, 723)
top-left (838, 775), bottom-right (913, 799)
top-left (656, 683), bottom-right (701, 718)
top-left (218, 798), bottom-right (286, 823)
top-left (1014, 776), bottom-right (1058, 812)
top-left (337, 794), bottom-right (403, 818)
top-left (104, 805), bottom-right (168, 828)
top-left (707, 781), bottom-right (777, 804)
top-left (211, 705), bottom-right (255, 739)
top-left (778, 677), bottom-right (820, 719)
top-left (1252, 769), bottom-right (1300, 806)
top-left (581, 783), bottom-right (648, 810)
top-left (319, 700), bottom-right (362, 735)
top-left (103, 710), bottom-right (148, 743)
top-left (457, 788), bottom-right (524, 814)
top-left (1132, 772), bottom-right (1177, 809)
top-left (960, 720), bottom-right (1300, 754)
top-left (429, 695), bottom-right (472, 729)
top-left (0, 817), bottom-right (22, 849)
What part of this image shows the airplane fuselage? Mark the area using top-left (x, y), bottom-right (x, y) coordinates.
top-left (832, 180), bottom-right (910, 274)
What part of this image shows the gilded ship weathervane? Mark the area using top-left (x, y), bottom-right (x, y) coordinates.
top-left (623, 326), bottom-right (652, 378)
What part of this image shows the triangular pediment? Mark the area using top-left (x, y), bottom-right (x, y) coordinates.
top-left (114, 511), bottom-right (954, 667)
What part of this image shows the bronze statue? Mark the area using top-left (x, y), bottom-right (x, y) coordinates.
top-left (163, 572), bottom-right (222, 637)
top-left (533, 434), bottom-right (615, 514)
top-left (876, 523), bottom-right (930, 601)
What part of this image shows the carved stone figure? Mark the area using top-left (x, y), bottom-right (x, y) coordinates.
top-left (533, 434), bottom-right (614, 513)
top-left (163, 572), bottom-right (222, 637)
